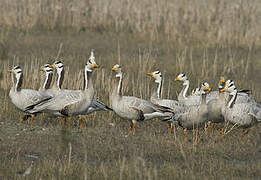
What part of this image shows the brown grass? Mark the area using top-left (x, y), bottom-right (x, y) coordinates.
top-left (1, 0), bottom-right (261, 46)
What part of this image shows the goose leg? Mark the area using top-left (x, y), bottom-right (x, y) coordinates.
top-left (183, 129), bottom-right (187, 141)
top-left (242, 129), bottom-right (249, 136)
top-left (20, 115), bottom-right (31, 123)
top-left (169, 123), bottom-right (174, 135)
top-left (129, 120), bottom-right (137, 135)
top-left (79, 118), bottom-right (84, 129)
top-left (31, 115), bottom-right (35, 125)
top-left (67, 118), bottom-right (71, 129)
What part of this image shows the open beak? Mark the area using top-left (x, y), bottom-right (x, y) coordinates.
top-left (93, 63), bottom-right (99, 68)
top-left (174, 77), bottom-right (180, 81)
top-left (147, 72), bottom-right (153, 77)
top-left (8, 69), bottom-right (13, 72)
top-left (220, 88), bottom-right (226, 92)
top-left (48, 64), bottom-right (55, 68)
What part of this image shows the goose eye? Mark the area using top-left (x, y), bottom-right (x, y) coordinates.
top-left (88, 59), bottom-right (92, 63)
top-left (17, 71), bottom-right (22, 74)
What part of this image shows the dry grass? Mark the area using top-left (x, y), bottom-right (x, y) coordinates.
top-left (1, 0), bottom-right (261, 46)
top-left (0, 1), bottom-right (261, 179)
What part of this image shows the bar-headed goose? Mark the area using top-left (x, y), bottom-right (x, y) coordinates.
top-left (221, 80), bottom-right (261, 131)
top-left (110, 64), bottom-right (174, 134)
top-left (8, 66), bottom-right (52, 124)
top-left (147, 70), bottom-right (186, 133)
top-left (170, 82), bottom-right (211, 140)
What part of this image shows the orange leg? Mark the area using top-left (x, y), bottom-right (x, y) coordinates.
top-left (20, 115), bottom-right (31, 123)
top-left (184, 129), bottom-right (187, 142)
top-left (129, 122), bottom-right (136, 135)
top-left (169, 123), bottom-right (174, 135)
top-left (31, 115), bottom-right (34, 125)
top-left (79, 119), bottom-right (83, 129)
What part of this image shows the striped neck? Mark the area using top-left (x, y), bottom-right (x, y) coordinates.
top-left (12, 72), bottom-right (23, 92)
top-left (83, 70), bottom-right (93, 91)
top-left (56, 68), bottom-right (64, 90)
top-left (113, 73), bottom-right (123, 96)
top-left (43, 73), bottom-right (53, 90)
top-left (181, 80), bottom-right (189, 99)
top-left (227, 91), bottom-right (237, 108)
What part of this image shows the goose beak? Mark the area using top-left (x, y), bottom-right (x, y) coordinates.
top-left (206, 86), bottom-right (211, 92)
top-left (8, 69), bottom-right (13, 72)
top-left (48, 64), bottom-right (55, 68)
top-left (112, 67), bottom-right (117, 71)
top-left (147, 72), bottom-right (153, 77)
top-left (220, 88), bottom-right (226, 92)
top-left (174, 77), bottom-right (180, 81)
top-left (220, 77), bottom-right (225, 83)
top-left (93, 63), bottom-right (99, 68)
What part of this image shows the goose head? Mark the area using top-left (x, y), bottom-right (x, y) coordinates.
top-left (201, 82), bottom-right (211, 94)
top-left (175, 73), bottom-right (187, 82)
top-left (49, 60), bottom-right (64, 75)
top-left (221, 80), bottom-right (237, 95)
top-left (218, 76), bottom-right (226, 91)
top-left (85, 49), bottom-right (99, 72)
top-left (40, 63), bottom-right (54, 74)
top-left (8, 65), bottom-right (23, 79)
top-left (147, 71), bottom-right (162, 83)
top-left (191, 87), bottom-right (201, 95)
top-left (112, 64), bottom-right (122, 77)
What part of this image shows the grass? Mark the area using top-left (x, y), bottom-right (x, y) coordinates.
top-left (0, 0), bottom-right (261, 179)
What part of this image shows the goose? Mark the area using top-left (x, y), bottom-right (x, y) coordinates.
top-left (8, 66), bottom-right (52, 124)
top-left (147, 70), bottom-right (186, 133)
top-left (170, 82), bottom-right (211, 140)
top-left (221, 80), bottom-right (261, 132)
top-left (49, 58), bottom-right (112, 120)
top-left (25, 56), bottom-right (99, 127)
top-left (110, 64), bottom-right (174, 134)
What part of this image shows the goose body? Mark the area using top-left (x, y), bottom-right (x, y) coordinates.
top-left (172, 82), bottom-right (211, 130)
top-left (110, 65), bottom-right (173, 133)
top-left (221, 80), bottom-right (261, 128)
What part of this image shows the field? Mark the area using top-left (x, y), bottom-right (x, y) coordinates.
top-left (0, 0), bottom-right (261, 179)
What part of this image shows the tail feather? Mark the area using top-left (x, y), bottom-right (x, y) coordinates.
top-left (92, 100), bottom-right (113, 111)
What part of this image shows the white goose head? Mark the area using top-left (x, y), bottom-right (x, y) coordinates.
top-left (201, 82), bottom-right (211, 94)
top-left (50, 60), bottom-right (64, 74)
top-left (112, 64), bottom-right (122, 77)
top-left (221, 80), bottom-right (237, 95)
top-left (191, 87), bottom-right (201, 96)
top-left (8, 66), bottom-right (23, 91)
top-left (147, 71), bottom-right (162, 83)
top-left (40, 63), bottom-right (54, 74)
top-left (175, 73), bottom-right (187, 82)
top-left (218, 76), bottom-right (226, 90)
top-left (86, 50), bottom-right (99, 72)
